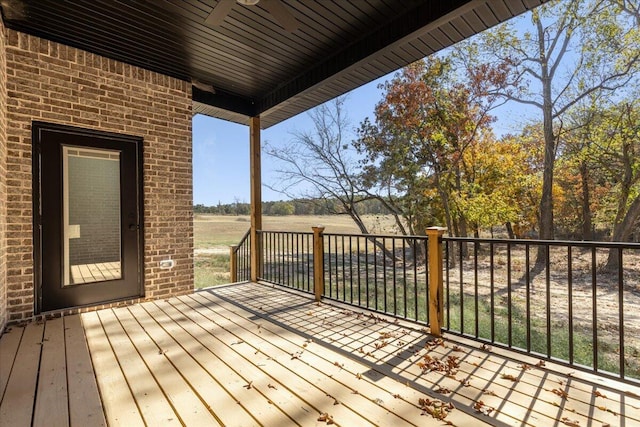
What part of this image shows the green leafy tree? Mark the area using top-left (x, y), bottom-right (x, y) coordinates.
top-left (472, 0), bottom-right (640, 246)
top-left (355, 55), bottom-right (510, 237)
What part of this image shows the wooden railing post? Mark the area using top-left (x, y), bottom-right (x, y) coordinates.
top-left (426, 227), bottom-right (447, 336)
top-left (229, 245), bottom-right (238, 283)
top-left (312, 226), bottom-right (325, 302)
top-left (249, 116), bottom-right (262, 282)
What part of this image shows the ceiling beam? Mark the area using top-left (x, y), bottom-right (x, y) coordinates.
top-left (256, 0), bottom-right (473, 115)
top-left (192, 86), bottom-right (256, 118)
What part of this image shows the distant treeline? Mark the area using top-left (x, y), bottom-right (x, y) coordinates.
top-left (194, 198), bottom-right (390, 216)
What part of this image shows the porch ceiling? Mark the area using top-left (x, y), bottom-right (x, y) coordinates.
top-left (1, 0), bottom-right (546, 128)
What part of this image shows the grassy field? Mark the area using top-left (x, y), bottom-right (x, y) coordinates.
top-left (194, 214), bottom-right (396, 288)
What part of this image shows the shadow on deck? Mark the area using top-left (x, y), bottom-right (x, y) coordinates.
top-left (1, 282), bottom-right (639, 426)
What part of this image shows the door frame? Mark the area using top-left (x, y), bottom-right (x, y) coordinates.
top-left (32, 121), bottom-right (145, 314)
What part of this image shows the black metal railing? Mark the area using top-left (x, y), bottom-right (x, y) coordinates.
top-left (442, 237), bottom-right (640, 383)
top-left (247, 227), bottom-right (640, 383)
top-left (259, 230), bottom-right (314, 292)
top-left (232, 229), bottom-right (251, 282)
top-left (323, 233), bottom-right (430, 323)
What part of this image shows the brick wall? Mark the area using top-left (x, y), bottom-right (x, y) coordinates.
top-left (0, 16), bottom-right (8, 331)
top-left (4, 30), bottom-right (194, 321)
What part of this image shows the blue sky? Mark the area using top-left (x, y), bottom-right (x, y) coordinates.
top-left (192, 75), bottom-right (391, 205)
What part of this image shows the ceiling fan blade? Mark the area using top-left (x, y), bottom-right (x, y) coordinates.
top-left (205, 0), bottom-right (235, 27)
top-left (261, 0), bottom-right (298, 32)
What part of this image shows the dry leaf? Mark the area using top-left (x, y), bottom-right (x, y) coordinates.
top-left (393, 394), bottom-right (401, 399)
top-left (473, 400), bottom-right (494, 416)
top-left (594, 390), bottom-right (607, 399)
top-left (501, 373), bottom-right (518, 382)
top-left (482, 389), bottom-right (497, 396)
top-left (333, 361), bottom-right (344, 368)
top-left (419, 397), bottom-right (454, 420)
top-left (268, 383), bottom-right (277, 389)
top-left (356, 373), bottom-right (363, 380)
top-left (317, 413), bottom-right (334, 424)
top-left (459, 378), bottom-right (471, 387)
top-left (518, 363), bottom-right (532, 371)
top-left (243, 381), bottom-right (253, 389)
top-left (435, 386), bottom-right (451, 394)
top-left (560, 417), bottom-right (579, 426)
top-left (481, 343), bottom-right (492, 352)
top-left (536, 360), bottom-right (546, 367)
top-left (452, 345), bottom-right (465, 352)
top-left (552, 388), bottom-right (569, 399)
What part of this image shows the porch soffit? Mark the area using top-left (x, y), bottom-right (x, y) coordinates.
top-left (1, 0), bottom-right (547, 129)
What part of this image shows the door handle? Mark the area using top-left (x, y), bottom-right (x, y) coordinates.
top-left (129, 224), bottom-right (140, 231)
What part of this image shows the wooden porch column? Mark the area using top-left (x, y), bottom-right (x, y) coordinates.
top-left (426, 226), bottom-right (447, 336)
top-left (312, 226), bottom-right (325, 302)
top-left (250, 116), bottom-right (262, 282)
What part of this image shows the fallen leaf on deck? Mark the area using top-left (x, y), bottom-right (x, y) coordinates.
top-left (482, 389), bottom-right (497, 396)
top-left (435, 386), bottom-right (451, 394)
top-left (459, 378), bottom-right (471, 387)
top-left (393, 394), bottom-right (401, 399)
top-left (473, 400), bottom-right (494, 416)
top-left (501, 373), bottom-right (518, 382)
top-left (560, 416), bottom-right (579, 426)
top-left (333, 361), bottom-right (344, 368)
top-left (481, 343), bottom-right (492, 352)
top-left (518, 363), bottom-right (532, 371)
top-left (317, 413), bottom-right (334, 424)
top-left (375, 340), bottom-right (389, 349)
top-left (268, 383), bottom-right (277, 389)
top-left (551, 388), bottom-right (569, 399)
top-left (452, 345), bottom-right (465, 352)
top-left (536, 360), bottom-right (546, 367)
top-left (243, 381), bottom-right (253, 389)
top-left (419, 397), bottom-right (454, 420)
top-left (356, 373), bottom-right (363, 380)
top-left (594, 390), bottom-right (607, 399)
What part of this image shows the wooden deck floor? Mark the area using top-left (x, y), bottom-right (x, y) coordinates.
top-left (1, 282), bottom-right (639, 426)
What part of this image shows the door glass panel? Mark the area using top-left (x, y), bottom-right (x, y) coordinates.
top-left (63, 146), bottom-right (122, 285)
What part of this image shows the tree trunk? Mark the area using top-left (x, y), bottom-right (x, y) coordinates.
top-left (605, 195), bottom-right (640, 270)
top-left (579, 161), bottom-right (593, 240)
top-left (506, 222), bottom-right (515, 239)
top-left (533, 16), bottom-right (556, 277)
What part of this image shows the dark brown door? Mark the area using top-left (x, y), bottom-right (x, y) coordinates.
top-left (33, 122), bottom-right (143, 312)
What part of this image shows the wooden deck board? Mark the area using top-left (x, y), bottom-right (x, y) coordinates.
top-left (65, 315), bottom-right (106, 427)
top-left (165, 296), bottom-right (378, 426)
top-left (0, 324), bottom-right (23, 401)
top-left (96, 309), bottom-right (183, 426)
top-left (1, 282), bottom-right (639, 426)
top-left (0, 322), bottom-right (45, 426)
top-left (192, 290), bottom-right (492, 427)
top-left (82, 311), bottom-right (145, 427)
top-left (112, 305), bottom-right (223, 427)
top-left (33, 317), bottom-right (69, 427)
